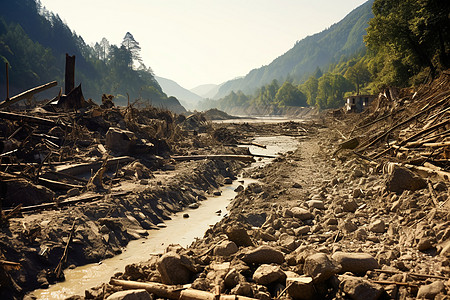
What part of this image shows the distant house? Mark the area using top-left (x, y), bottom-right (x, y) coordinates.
top-left (345, 94), bottom-right (377, 112)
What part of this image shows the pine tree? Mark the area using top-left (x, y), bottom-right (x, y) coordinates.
top-left (121, 32), bottom-right (142, 69)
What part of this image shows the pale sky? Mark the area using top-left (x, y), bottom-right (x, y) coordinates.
top-left (39, 0), bottom-right (368, 89)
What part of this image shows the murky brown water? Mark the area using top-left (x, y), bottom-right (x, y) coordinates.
top-left (33, 135), bottom-right (298, 299)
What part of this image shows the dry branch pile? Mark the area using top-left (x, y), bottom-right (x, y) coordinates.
top-left (347, 71), bottom-right (450, 180)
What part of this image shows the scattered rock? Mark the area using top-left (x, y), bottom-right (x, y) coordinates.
top-left (294, 226), bottom-right (310, 236)
top-left (368, 220), bottom-right (385, 233)
top-left (226, 225), bottom-right (254, 247)
top-left (234, 185), bottom-right (244, 192)
top-left (231, 282), bottom-right (253, 297)
top-left (339, 275), bottom-right (384, 300)
top-left (105, 127), bottom-right (137, 155)
top-left (385, 165), bottom-right (426, 193)
top-left (252, 264), bottom-right (286, 285)
top-left (332, 252), bottom-right (379, 274)
top-left (241, 245), bottom-right (285, 265)
top-left (286, 276), bottom-right (316, 300)
top-left (291, 207), bottom-right (314, 220)
top-left (342, 199), bottom-right (358, 212)
top-left (306, 200), bottom-right (325, 209)
top-left (352, 188), bottom-right (363, 198)
top-left (303, 253), bottom-right (339, 283)
top-left (157, 252), bottom-right (196, 284)
top-left (416, 280), bottom-right (445, 299)
top-left (188, 203), bottom-right (200, 209)
top-left (213, 241), bottom-right (239, 256)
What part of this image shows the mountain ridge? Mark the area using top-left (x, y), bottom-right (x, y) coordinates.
top-left (190, 84), bottom-right (220, 99)
top-left (155, 76), bottom-right (204, 109)
top-left (213, 0), bottom-right (374, 99)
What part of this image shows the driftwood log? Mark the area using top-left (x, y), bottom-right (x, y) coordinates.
top-left (0, 81), bottom-right (57, 109)
top-left (172, 155), bottom-right (255, 162)
top-left (109, 279), bottom-right (258, 300)
top-left (54, 156), bottom-right (134, 176)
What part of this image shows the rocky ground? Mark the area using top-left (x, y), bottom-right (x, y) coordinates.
top-left (50, 74), bottom-right (450, 300)
top-left (84, 117), bottom-right (448, 300)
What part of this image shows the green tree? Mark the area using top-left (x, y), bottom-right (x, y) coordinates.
top-left (316, 73), bottom-right (353, 109)
top-left (313, 67), bottom-right (323, 79)
top-left (300, 76), bottom-right (319, 106)
top-left (275, 82), bottom-right (307, 107)
top-left (365, 0), bottom-right (450, 82)
top-left (121, 32), bottom-right (142, 69)
top-left (344, 60), bottom-right (371, 94)
top-left (99, 37), bottom-right (110, 61)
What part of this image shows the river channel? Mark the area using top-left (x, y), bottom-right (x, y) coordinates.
top-left (34, 135), bottom-right (299, 299)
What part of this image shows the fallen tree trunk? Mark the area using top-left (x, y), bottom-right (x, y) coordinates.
top-left (54, 156), bottom-right (134, 176)
top-left (109, 279), bottom-right (258, 300)
top-left (172, 155), bottom-right (255, 162)
top-left (0, 81), bottom-right (57, 109)
top-left (2, 191), bottom-right (130, 213)
top-left (404, 164), bottom-right (450, 181)
top-left (37, 177), bottom-right (84, 191)
top-left (358, 96), bottom-right (450, 151)
top-left (109, 278), bottom-right (185, 299)
top-left (423, 141), bottom-right (450, 148)
top-left (0, 111), bottom-right (69, 128)
top-left (180, 289), bottom-right (257, 300)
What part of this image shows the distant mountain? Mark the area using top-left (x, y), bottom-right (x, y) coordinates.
top-left (214, 0), bottom-right (374, 99)
top-left (190, 84), bottom-right (220, 99)
top-left (155, 76), bottom-right (204, 109)
top-left (0, 0), bottom-right (186, 113)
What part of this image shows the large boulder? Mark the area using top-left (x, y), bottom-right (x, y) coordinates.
top-left (417, 281), bottom-right (445, 299)
top-left (226, 225), bottom-right (254, 247)
top-left (252, 264), bottom-right (286, 285)
top-left (157, 252), bottom-right (196, 284)
top-left (105, 127), bottom-right (137, 155)
top-left (286, 276), bottom-right (316, 300)
top-left (386, 165), bottom-right (426, 193)
top-left (303, 253), bottom-right (339, 283)
top-left (241, 245), bottom-right (284, 265)
top-left (339, 275), bottom-right (384, 300)
top-left (332, 252), bottom-right (379, 275)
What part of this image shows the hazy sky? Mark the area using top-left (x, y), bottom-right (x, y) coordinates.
top-left (39, 0), bottom-right (368, 89)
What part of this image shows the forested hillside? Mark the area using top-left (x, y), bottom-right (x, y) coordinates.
top-left (202, 0), bottom-right (449, 114)
top-left (0, 0), bottom-right (184, 111)
top-left (214, 0), bottom-right (374, 99)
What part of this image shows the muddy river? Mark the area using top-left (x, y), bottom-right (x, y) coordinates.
top-left (33, 135), bottom-right (299, 299)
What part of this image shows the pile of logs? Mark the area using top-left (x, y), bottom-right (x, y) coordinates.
top-left (343, 71), bottom-right (450, 181)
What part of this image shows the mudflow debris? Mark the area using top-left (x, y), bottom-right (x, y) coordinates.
top-left (0, 72), bottom-right (449, 300)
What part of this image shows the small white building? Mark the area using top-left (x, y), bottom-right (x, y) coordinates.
top-left (345, 95), bottom-right (376, 112)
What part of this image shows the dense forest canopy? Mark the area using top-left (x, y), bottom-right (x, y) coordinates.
top-left (0, 0), bottom-right (182, 110)
top-left (200, 0), bottom-right (449, 113)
